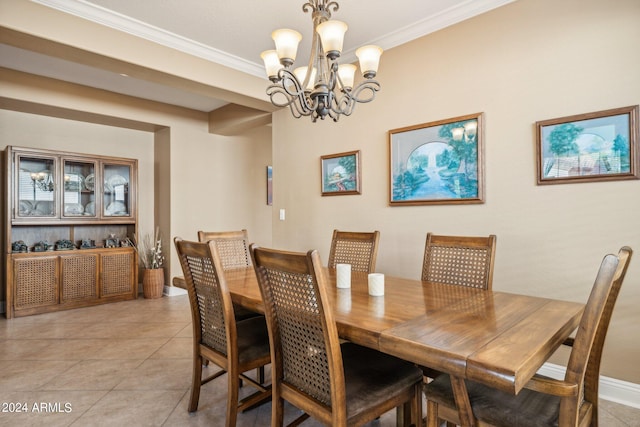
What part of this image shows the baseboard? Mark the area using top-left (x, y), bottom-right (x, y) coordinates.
top-left (539, 363), bottom-right (640, 409)
top-left (163, 285), bottom-right (187, 297)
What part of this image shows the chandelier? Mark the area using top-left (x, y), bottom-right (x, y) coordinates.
top-left (261, 0), bottom-right (383, 122)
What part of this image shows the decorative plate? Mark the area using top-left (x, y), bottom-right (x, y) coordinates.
top-left (84, 201), bottom-right (95, 216)
top-left (64, 203), bottom-right (84, 215)
top-left (105, 201), bottom-right (128, 216)
top-left (105, 175), bottom-right (128, 192)
top-left (84, 173), bottom-right (95, 191)
top-left (19, 200), bottom-right (32, 215)
top-left (33, 201), bottom-right (54, 216)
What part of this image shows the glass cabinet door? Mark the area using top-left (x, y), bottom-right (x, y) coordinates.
top-left (17, 155), bottom-right (56, 218)
top-left (63, 159), bottom-right (96, 218)
top-left (102, 163), bottom-right (131, 217)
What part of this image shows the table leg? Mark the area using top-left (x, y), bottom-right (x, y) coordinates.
top-left (450, 376), bottom-right (476, 427)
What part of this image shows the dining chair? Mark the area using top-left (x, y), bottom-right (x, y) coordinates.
top-left (197, 229), bottom-right (261, 321)
top-left (327, 229), bottom-right (380, 273)
top-left (250, 244), bottom-right (423, 427)
top-left (420, 233), bottom-right (497, 384)
top-left (174, 237), bottom-right (271, 426)
top-left (424, 246), bottom-right (632, 427)
top-left (421, 233), bottom-right (497, 289)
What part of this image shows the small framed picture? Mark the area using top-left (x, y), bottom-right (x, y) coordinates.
top-left (388, 113), bottom-right (485, 205)
top-left (536, 105), bottom-right (639, 184)
top-left (321, 150), bottom-right (361, 196)
top-left (266, 166), bottom-right (273, 205)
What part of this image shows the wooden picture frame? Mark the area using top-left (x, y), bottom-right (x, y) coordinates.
top-left (321, 150), bottom-right (361, 196)
top-left (388, 113), bottom-right (485, 205)
top-left (536, 105), bottom-right (639, 184)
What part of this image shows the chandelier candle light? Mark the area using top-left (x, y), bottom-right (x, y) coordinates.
top-left (261, 0), bottom-right (383, 122)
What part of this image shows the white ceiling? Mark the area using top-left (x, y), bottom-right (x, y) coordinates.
top-left (1, 0), bottom-right (517, 112)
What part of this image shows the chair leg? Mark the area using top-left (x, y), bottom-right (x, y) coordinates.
top-left (426, 400), bottom-right (439, 427)
top-left (258, 366), bottom-right (265, 384)
top-left (226, 369), bottom-right (240, 427)
top-left (413, 383), bottom-right (423, 427)
top-left (272, 396), bottom-right (284, 427)
top-left (188, 354), bottom-right (203, 412)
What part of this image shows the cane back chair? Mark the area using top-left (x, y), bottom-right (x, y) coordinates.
top-left (197, 229), bottom-right (261, 322)
top-left (174, 238), bottom-right (271, 426)
top-left (422, 233), bottom-right (497, 290)
top-left (424, 246), bottom-right (632, 427)
top-left (327, 230), bottom-right (380, 273)
top-left (251, 244), bottom-right (422, 427)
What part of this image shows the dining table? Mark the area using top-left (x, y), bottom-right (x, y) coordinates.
top-left (174, 267), bottom-right (584, 427)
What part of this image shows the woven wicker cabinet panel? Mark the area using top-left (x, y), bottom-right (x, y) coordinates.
top-left (13, 256), bottom-right (58, 310)
top-left (61, 253), bottom-right (98, 302)
top-left (101, 250), bottom-right (135, 297)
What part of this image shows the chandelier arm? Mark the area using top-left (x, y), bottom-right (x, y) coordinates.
top-left (346, 80), bottom-right (381, 104)
top-left (266, 69), bottom-right (316, 118)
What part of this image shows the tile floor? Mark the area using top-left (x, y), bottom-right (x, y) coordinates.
top-left (0, 294), bottom-right (638, 427)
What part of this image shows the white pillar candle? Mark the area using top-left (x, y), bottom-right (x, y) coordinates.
top-left (336, 263), bottom-right (351, 288)
top-left (368, 273), bottom-right (385, 296)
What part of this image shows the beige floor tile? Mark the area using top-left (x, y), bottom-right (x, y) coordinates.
top-left (0, 338), bottom-right (54, 360)
top-left (176, 323), bottom-right (193, 338)
top-left (0, 320), bottom-right (88, 339)
top-left (114, 358), bottom-right (192, 391)
top-left (27, 339), bottom-right (106, 361)
top-left (0, 360), bottom-right (78, 391)
top-left (73, 389), bottom-right (185, 426)
top-left (41, 359), bottom-right (144, 391)
top-left (600, 399), bottom-right (640, 426)
top-left (91, 338), bottom-right (170, 360)
top-left (149, 337), bottom-right (192, 359)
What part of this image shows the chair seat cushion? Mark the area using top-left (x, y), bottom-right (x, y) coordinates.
top-left (236, 315), bottom-right (271, 365)
top-left (234, 304), bottom-right (263, 321)
top-left (341, 343), bottom-right (423, 420)
top-left (425, 374), bottom-right (561, 427)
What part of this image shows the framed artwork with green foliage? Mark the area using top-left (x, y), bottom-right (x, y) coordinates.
top-left (388, 112), bottom-right (485, 206)
top-left (536, 105), bottom-right (639, 184)
top-left (321, 150), bottom-right (361, 196)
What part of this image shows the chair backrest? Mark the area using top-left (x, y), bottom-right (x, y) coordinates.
top-left (327, 229), bottom-right (380, 273)
top-left (421, 233), bottom-right (497, 289)
top-left (197, 229), bottom-right (252, 270)
top-left (251, 245), bottom-right (346, 418)
top-left (174, 237), bottom-right (236, 357)
top-left (561, 246), bottom-right (632, 425)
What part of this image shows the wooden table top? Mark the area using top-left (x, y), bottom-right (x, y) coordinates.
top-left (218, 266), bottom-right (584, 397)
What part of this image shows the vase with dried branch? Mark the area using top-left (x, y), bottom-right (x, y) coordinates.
top-left (132, 227), bottom-right (165, 299)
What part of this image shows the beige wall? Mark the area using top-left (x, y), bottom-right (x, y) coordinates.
top-left (0, 71), bottom-right (273, 292)
top-left (271, 0), bottom-right (640, 383)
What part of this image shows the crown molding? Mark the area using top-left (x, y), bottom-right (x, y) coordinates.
top-left (33, 0), bottom-right (516, 77)
top-left (31, 0), bottom-right (265, 77)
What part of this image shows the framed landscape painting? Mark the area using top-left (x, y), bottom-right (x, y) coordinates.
top-left (321, 150), bottom-right (361, 196)
top-left (388, 113), bottom-right (485, 206)
top-left (536, 105), bottom-right (639, 184)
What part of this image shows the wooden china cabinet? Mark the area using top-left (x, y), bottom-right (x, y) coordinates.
top-left (3, 146), bottom-right (138, 318)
